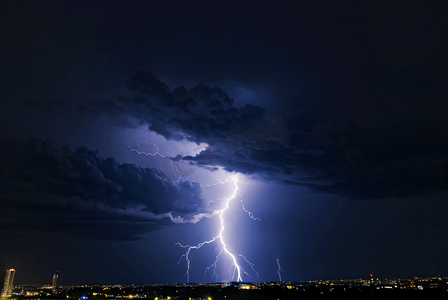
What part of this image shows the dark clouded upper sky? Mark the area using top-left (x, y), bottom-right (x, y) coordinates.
top-left (1, 0), bottom-right (447, 286)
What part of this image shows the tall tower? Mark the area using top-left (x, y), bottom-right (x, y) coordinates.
top-left (52, 271), bottom-right (59, 289)
top-left (1, 269), bottom-right (16, 298)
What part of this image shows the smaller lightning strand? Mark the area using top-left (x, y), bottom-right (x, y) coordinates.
top-left (121, 138), bottom-right (196, 183)
top-left (120, 141), bottom-right (166, 157)
top-left (277, 258), bottom-right (283, 282)
top-left (239, 194), bottom-right (261, 221)
top-left (176, 175), bottom-right (260, 282)
top-left (122, 133), bottom-right (167, 157)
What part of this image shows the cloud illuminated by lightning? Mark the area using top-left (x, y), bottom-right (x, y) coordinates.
top-left (176, 175), bottom-right (260, 282)
top-left (122, 138), bottom-right (260, 281)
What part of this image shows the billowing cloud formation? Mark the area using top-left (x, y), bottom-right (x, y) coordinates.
top-left (0, 138), bottom-right (206, 240)
top-left (84, 71), bottom-right (448, 199)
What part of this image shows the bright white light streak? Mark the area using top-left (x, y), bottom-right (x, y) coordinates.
top-left (276, 258), bottom-right (283, 282)
top-left (176, 175), bottom-right (260, 282)
top-left (121, 137), bottom-right (259, 281)
top-left (120, 141), bottom-right (166, 157)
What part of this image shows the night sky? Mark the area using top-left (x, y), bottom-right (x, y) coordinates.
top-left (1, 0), bottom-right (447, 286)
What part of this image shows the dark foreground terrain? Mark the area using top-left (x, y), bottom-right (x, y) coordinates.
top-left (11, 276), bottom-right (448, 300)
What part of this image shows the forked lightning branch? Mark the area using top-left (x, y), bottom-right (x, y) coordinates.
top-left (176, 175), bottom-right (260, 282)
top-left (123, 140), bottom-right (261, 282)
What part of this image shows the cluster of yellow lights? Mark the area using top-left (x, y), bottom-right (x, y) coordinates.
top-left (240, 284), bottom-right (256, 290)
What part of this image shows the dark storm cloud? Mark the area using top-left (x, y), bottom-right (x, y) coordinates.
top-left (83, 71), bottom-right (448, 199)
top-left (0, 138), bottom-right (206, 240)
top-left (24, 99), bottom-right (71, 113)
top-left (311, 122), bottom-right (448, 199)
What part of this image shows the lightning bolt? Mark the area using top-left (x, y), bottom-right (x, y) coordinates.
top-left (120, 141), bottom-right (166, 157)
top-left (121, 139), bottom-right (195, 182)
top-left (122, 137), bottom-right (259, 281)
top-left (176, 175), bottom-right (260, 282)
top-left (276, 258), bottom-right (283, 282)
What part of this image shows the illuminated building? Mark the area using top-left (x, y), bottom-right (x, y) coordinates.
top-left (1, 269), bottom-right (16, 298)
top-left (52, 271), bottom-right (59, 289)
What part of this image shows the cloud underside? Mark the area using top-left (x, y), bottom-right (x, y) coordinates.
top-left (83, 71), bottom-right (448, 199)
top-left (0, 138), bottom-right (207, 240)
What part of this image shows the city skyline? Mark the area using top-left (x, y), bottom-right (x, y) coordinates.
top-left (2, 267), bottom-right (446, 286)
top-left (1, 0), bottom-right (447, 285)
top-left (4, 272), bottom-right (448, 300)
